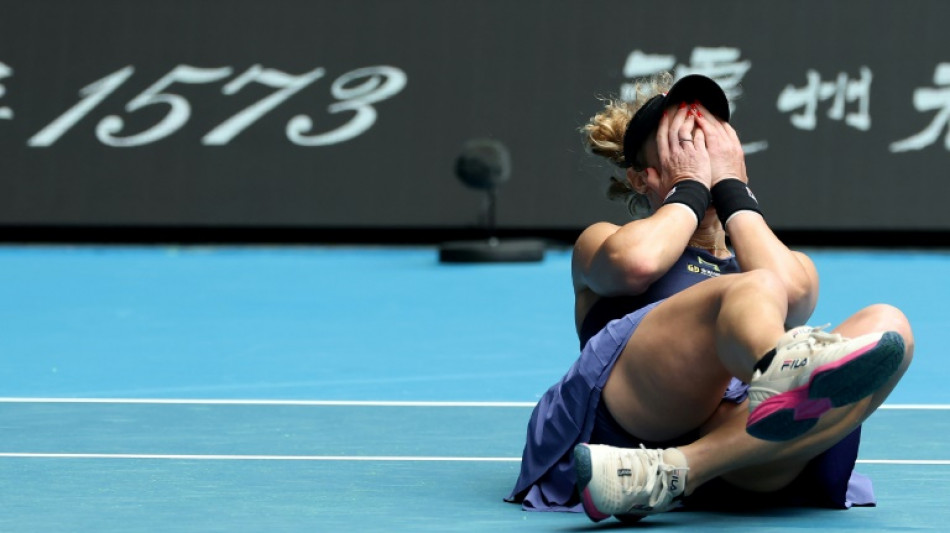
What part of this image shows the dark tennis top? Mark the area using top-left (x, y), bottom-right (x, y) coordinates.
top-left (578, 247), bottom-right (741, 348)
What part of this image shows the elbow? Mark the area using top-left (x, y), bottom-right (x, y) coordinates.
top-left (603, 243), bottom-right (663, 294)
top-left (787, 280), bottom-right (817, 313)
top-left (784, 276), bottom-right (819, 325)
top-left (785, 251), bottom-right (821, 324)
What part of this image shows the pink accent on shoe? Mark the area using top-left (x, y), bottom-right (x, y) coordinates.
top-left (793, 397), bottom-right (832, 420)
top-left (748, 384), bottom-right (810, 426)
top-left (749, 339), bottom-right (878, 427)
top-left (580, 488), bottom-right (611, 522)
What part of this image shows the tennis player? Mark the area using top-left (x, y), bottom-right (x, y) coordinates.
top-left (506, 73), bottom-right (913, 522)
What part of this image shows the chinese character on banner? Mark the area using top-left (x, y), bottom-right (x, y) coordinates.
top-left (777, 67), bottom-right (872, 131)
top-left (890, 63), bottom-right (950, 152)
top-left (675, 47), bottom-right (751, 116)
top-left (0, 62), bottom-right (11, 120)
top-left (621, 47), bottom-right (750, 113)
top-left (620, 47), bottom-right (766, 153)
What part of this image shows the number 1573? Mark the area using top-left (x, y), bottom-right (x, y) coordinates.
top-left (28, 64), bottom-right (407, 147)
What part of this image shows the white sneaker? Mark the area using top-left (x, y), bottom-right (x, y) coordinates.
top-left (747, 326), bottom-right (904, 441)
top-left (573, 443), bottom-right (688, 522)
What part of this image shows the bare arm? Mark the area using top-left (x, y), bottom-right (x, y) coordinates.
top-left (572, 205), bottom-right (701, 296)
top-left (726, 213), bottom-right (819, 325)
top-left (696, 108), bottom-right (819, 325)
top-left (573, 103), bottom-right (712, 297)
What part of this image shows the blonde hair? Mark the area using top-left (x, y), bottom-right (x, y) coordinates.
top-left (580, 71), bottom-right (673, 218)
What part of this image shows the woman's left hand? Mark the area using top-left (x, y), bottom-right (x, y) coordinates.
top-left (694, 104), bottom-right (747, 187)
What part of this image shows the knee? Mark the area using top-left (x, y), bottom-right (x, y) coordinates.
top-left (847, 304), bottom-right (915, 365)
top-left (858, 304), bottom-right (913, 343)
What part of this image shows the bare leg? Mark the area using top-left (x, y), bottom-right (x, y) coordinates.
top-left (680, 304), bottom-right (914, 494)
top-left (575, 289), bottom-right (911, 519)
top-left (603, 269), bottom-right (790, 442)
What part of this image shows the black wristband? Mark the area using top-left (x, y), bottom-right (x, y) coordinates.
top-left (711, 179), bottom-right (761, 227)
top-left (662, 180), bottom-right (712, 224)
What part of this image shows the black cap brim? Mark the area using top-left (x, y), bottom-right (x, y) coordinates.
top-left (622, 74), bottom-right (730, 168)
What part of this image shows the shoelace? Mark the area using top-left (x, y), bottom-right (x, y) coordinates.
top-left (619, 446), bottom-right (682, 512)
top-left (787, 324), bottom-right (845, 352)
top-left (619, 445), bottom-right (660, 495)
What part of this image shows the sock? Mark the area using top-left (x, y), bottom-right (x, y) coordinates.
top-left (662, 448), bottom-right (689, 497)
top-left (753, 348), bottom-right (777, 374)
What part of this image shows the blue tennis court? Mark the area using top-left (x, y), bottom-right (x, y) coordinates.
top-left (1, 245), bottom-right (947, 531)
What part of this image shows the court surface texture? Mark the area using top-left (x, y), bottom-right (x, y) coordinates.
top-left (1, 245), bottom-right (947, 532)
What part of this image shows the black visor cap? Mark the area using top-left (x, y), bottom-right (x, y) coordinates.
top-left (622, 74), bottom-right (730, 168)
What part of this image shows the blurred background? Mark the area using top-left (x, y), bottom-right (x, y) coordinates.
top-left (2, 4), bottom-right (949, 531)
top-left (2, 0), bottom-right (948, 247)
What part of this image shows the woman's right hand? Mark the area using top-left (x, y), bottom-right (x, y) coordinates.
top-left (656, 102), bottom-right (712, 192)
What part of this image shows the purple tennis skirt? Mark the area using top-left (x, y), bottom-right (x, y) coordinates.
top-left (506, 301), bottom-right (875, 512)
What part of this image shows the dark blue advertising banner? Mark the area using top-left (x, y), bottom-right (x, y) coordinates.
top-left (1, 0), bottom-right (948, 239)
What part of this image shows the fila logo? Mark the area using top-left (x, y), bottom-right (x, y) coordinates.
top-left (781, 358), bottom-right (808, 370)
top-left (670, 472), bottom-right (681, 492)
top-left (618, 468), bottom-right (632, 477)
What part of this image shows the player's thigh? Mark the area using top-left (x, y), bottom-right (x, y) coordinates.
top-left (602, 275), bottom-right (748, 441)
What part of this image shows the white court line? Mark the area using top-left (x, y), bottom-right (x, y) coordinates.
top-left (0, 398), bottom-right (947, 409)
top-left (0, 453), bottom-right (520, 462)
top-left (857, 460), bottom-right (950, 465)
top-left (1, 399), bottom-right (944, 465)
top-left (0, 453), bottom-right (945, 465)
top-left (0, 398), bottom-right (536, 407)
top-left (879, 404), bottom-right (950, 410)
